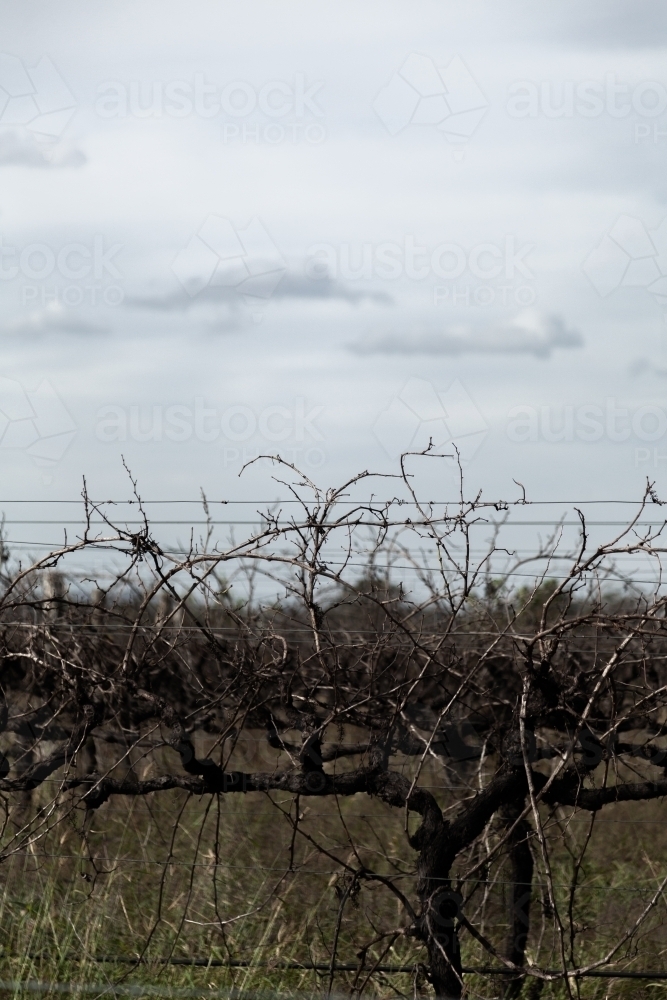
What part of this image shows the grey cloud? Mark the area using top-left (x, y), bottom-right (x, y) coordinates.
top-left (629, 358), bottom-right (667, 378)
top-left (127, 270), bottom-right (392, 310)
top-left (351, 312), bottom-right (583, 360)
top-left (206, 310), bottom-right (247, 334)
top-left (504, 0), bottom-right (667, 48)
top-left (0, 132), bottom-right (86, 169)
top-left (559, 2), bottom-right (667, 48)
top-left (2, 305), bottom-right (107, 337)
top-left (275, 273), bottom-right (392, 304)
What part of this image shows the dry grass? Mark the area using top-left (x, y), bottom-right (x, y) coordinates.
top-left (2, 745), bottom-right (667, 999)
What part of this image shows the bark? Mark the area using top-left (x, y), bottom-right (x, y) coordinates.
top-left (409, 800), bottom-right (463, 999)
top-left (501, 801), bottom-right (533, 999)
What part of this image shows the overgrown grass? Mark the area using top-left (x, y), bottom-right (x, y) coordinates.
top-left (1, 741), bottom-right (667, 999)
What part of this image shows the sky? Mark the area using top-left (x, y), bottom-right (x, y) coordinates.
top-left (1, 0), bottom-right (667, 554)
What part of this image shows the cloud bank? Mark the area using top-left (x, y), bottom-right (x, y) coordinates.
top-left (0, 132), bottom-right (86, 169)
top-left (351, 311), bottom-right (582, 359)
top-left (128, 271), bottom-right (392, 310)
top-left (1, 304), bottom-right (107, 337)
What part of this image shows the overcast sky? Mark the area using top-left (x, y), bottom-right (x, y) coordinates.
top-left (1, 0), bottom-right (667, 551)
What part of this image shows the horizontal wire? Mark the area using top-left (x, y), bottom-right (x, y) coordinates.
top-left (4, 775), bottom-right (664, 793)
top-left (7, 964), bottom-right (667, 984)
top-left (5, 548), bottom-right (667, 584)
top-left (3, 785), bottom-right (667, 822)
top-left (2, 542), bottom-right (667, 583)
top-left (0, 979), bottom-right (354, 996)
top-left (8, 852), bottom-right (667, 891)
top-left (0, 779), bottom-right (486, 790)
top-left (4, 544), bottom-right (667, 562)
top-left (0, 520), bottom-right (666, 527)
top-left (0, 774), bottom-right (510, 792)
top-left (0, 499), bottom-right (655, 505)
top-left (3, 559), bottom-right (667, 590)
top-left (5, 968), bottom-right (667, 992)
top-left (0, 622), bottom-right (653, 635)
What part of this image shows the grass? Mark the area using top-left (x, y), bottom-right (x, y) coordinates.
top-left (1, 739), bottom-right (667, 998)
